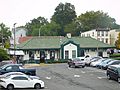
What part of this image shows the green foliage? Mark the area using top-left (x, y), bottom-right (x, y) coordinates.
top-left (25, 16), bottom-right (48, 36)
top-left (110, 53), bottom-right (120, 57)
top-left (51, 2), bottom-right (77, 36)
top-left (115, 32), bottom-right (120, 49)
top-left (41, 21), bottom-right (61, 36)
top-left (0, 23), bottom-right (11, 47)
top-left (64, 21), bottom-right (80, 36)
top-left (77, 11), bottom-right (119, 31)
top-left (0, 48), bottom-right (10, 62)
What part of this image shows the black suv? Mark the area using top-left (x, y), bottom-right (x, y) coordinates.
top-left (106, 65), bottom-right (120, 83)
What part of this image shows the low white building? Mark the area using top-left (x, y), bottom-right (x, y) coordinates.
top-left (16, 36), bottom-right (115, 63)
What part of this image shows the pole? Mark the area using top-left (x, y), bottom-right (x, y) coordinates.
top-left (13, 23), bottom-right (17, 63)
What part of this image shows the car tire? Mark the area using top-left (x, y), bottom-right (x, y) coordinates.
top-left (82, 66), bottom-right (85, 68)
top-left (68, 64), bottom-right (71, 67)
top-left (34, 83), bottom-right (41, 89)
top-left (118, 78), bottom-right (120, 83)
top-left (7, 84), bottom-right (14, 90)
top-left (107, 74), bottom-right (111, 80)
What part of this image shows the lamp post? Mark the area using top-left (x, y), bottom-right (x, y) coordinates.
top-left (13, 23), bottom-right (17, 63)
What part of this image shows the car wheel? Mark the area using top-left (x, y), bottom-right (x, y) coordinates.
top-left (7, 84), bottom-right (14, 90)
top-left (82, 66), bottom-right (85, 68)
top-left (118, 78), bottom-right (120, 83)
top-left (68, 64), bottom-right (71, 67)
top-left (107, 74), bottom-right (111, 80)
top-left (34, 83), bottom-right (41, 89)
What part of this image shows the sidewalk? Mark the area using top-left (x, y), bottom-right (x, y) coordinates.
top-left (23, 63), bottom-right (49, 68)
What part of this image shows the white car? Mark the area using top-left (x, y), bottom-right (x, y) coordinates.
top-left (0, 72), bottom-right (40, 80)
top-left (0, 73), bottom-right (44, 90)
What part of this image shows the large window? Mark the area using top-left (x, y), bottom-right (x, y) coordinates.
top-left (106, 31), bottom-right (108, 36)
top-left (72, 50), bottom-right (76, 58)
top-left (101, 31), bottom-right (104, 36)
top-left (97, 31), bottom-right (100, 36)
top-left (65, 50), bottom-right (69, 59)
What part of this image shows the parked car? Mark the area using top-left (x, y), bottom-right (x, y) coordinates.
top-left (90, 58), bottom-right (106, 67)
top-left (68, 57), bottom-right (85, 68)
top-left (102, 60), bottom-right (120, 70)
top-left (85, 56), bottom-right (102, 66)
top-left (106, 65), bottom-right (120, 83)
top-left (0, 64), bottom-right (36, 76)
top-left (0, 73), bottom-right (44, 90)
top-left (0, 72), bottom-right (40, 80)
top-left (96, 59), bottom-right (113, 69)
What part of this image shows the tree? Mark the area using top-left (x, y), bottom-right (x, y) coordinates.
top-left (40, 21), bottom-right (61, 36)
top-left (64, 20), bottom-right (81, 36)
top-left (115, 32), bottom-right (120, 49)
top-left (0, 23), bottom-right (11, 48)
top-left (0, 48), bottom-right (10, 62)
top-left (51, 2), bottom-right (77, 36)
top-left (77, 11), bottom-right (120, 32)
top-left (25, 16), bottom-right (48, 36)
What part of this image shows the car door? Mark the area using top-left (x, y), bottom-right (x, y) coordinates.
top-left (12, 76), bottom-right (34, 88)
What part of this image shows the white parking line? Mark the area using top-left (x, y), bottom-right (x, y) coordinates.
top-left (46, 77), bottom-right (51, 80)
top-left (97, 76), bottom-right (106, 79)
top-left (81, 71), bottom-right (86, 73)
top-left (74, 75), bottom-right (80, 78)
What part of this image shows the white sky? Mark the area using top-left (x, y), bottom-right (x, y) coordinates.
top-left (0, 0), bottom-right (120, 28)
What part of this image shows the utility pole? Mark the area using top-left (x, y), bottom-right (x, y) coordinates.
top-left (13, 23), bottom-right (17, 63)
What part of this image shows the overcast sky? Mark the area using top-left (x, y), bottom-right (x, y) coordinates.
top-left (0, 0), bottom-right (120, 28)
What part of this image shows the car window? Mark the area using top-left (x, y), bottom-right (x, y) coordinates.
top-left (6, 66), bottom-right (12, 71)
top-left (12, 76), bottom-right (28, 80)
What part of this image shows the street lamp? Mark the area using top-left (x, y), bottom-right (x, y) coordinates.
top-left (13, 23), bottom-right (17, 63)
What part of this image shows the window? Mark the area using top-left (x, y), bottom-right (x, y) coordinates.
top-left (12, 76), bottom-right (28, 80)
top-left (72, 50), bottom-right (76, 58)
top-left (6, 66), bottom-right (12, 71)
top-left (101, 31), bottom-right (104, 36)
top-left (102, 38), bottom-right (104, 42)
top-left (65, 50), bottom-right (69, 59)
top-left (105, 38), bottom-right (108, 43)
top-left (92, 32), bottom-right (94, 36)
top-left (106, 31), bottom-right (108, 36)
top-left (97, 31), bottom-right (100, 36)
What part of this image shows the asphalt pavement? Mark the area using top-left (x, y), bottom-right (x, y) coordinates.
top-left (1, 63), bottom-right (120, 90)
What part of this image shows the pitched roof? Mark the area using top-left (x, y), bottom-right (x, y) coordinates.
top-left (18, 36), bottom-right (32, 44)
top-left (17, 36), bottom-right (115, 50)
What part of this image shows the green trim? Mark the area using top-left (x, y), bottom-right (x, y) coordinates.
top-left (61, 44), bottom-right (64, 59)
top-left (61, 40), bottom-right (79, 59)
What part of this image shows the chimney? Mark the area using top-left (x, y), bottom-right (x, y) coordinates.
top-left (67, 33), bottom-right (71, 38)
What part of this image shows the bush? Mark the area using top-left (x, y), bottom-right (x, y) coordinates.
top-left (110, 53), bottom-right (120, 57)
top-left (0, 48), bottom-right (10, 62)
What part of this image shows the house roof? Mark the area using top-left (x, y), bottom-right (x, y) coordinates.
top-left (17, 36), bottom-right (115, 50)
top-left (18, 36), bottom-right (33, 44)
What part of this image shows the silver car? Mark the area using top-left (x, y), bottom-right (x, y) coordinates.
top-left (68, 57), bottom-right (85, 68)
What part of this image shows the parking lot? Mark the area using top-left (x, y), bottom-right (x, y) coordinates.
top-left (1, 63), bottom-right (120, 90)
top-left (35, 63), bottom-right (120, 90)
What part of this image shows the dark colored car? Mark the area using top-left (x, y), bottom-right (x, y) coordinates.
top-left (68, 57), bottom-right (85, 68)
top-left (102, 60), bottom-right (120, 70)
top-left (106, 65), bottom-right (120, 83)
top-left (0, 64), bottom-right (36, 76)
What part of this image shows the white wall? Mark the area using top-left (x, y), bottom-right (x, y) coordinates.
top-left (64, 43), bottom-right (77, 59)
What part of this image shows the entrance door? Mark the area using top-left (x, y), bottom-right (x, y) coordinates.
top-left (40, 51), bottom-right (45, 63)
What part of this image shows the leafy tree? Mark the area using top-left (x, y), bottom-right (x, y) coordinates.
top-left (25, 16), bottom-right (48, 36)
top-left (41, 21), bottom-right (61, 36)
top-left (115, 32), bottom-right (120, 49)
top-left (51, 2), bottom-right (77, 36)
top-left (77, 11), bottom-right (120, 31)
top-left (64, 20), bottom-right (81, 36)
top-left (0, 48), bottom-right (10, 62)
top-left (0, 23), bottom-right (11, 48)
